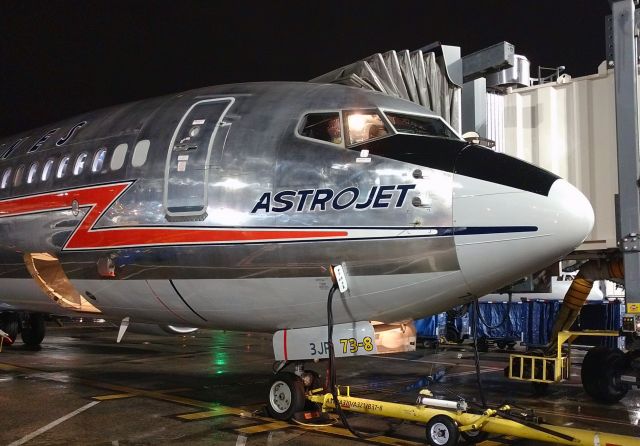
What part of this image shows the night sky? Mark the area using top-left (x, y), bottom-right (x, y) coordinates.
top-left (0, 1), bottom-right (612, 137)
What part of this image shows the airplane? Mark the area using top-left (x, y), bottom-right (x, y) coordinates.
top-left (0, 81), bottom-right (594, 417)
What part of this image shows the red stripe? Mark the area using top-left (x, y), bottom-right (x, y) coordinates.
top-left (283, 329), bottom-right (288, 361)
top-left (0, 183), bottom-right (348, 250)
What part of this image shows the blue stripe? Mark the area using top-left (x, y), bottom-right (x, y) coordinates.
top-left (450, 226), bottom-right (538, 236)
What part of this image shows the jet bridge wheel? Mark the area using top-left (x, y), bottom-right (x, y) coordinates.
top-left (20, 313), bottom-right (45, 347)
top-left (425, 415), bottom-right (459, 446)
top-left (581, 346), bottom-right (629, 403)
top-left (266, 372), bottom-right (305, 420)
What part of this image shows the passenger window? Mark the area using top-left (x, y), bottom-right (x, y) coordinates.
top-left (92, 148), bottom-right (107, 172)
top-left (111, 143), bottom-right (128, 170)
top-left (57, 156), bottom-right (70, 178)
top-left (344, 111), bottom-right (389, 146)
top-left (73, 153), bottom-right (88, 175)
top-left (14, 165), bottom-right (25, 187)
top-left (1, 168), bottom-right (11, 189)
top-left (41, 159), bottom-right (54, 182)
top-left (299, 113), bottom-right (342, 145)
top-left (385, 112), bottom-right (457, 139)
top-left (131, 140), bottom-right (150, 167)
top-left (27, 163), bottom-right (38, 184)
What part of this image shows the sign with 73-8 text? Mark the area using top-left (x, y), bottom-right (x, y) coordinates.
top-left (273, 321), bottom-right (377, 361)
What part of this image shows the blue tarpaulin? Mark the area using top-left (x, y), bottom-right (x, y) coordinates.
top-left (415, 313), bottom-right (447, 338)
top-left (570, 300), bottom-right (625, 348)
top-left (522, 300), bottom-right (561, 346)
top-left (414, 300), bottom-right (624, 347)
top-left (469, 302), bottom-right (524, 340)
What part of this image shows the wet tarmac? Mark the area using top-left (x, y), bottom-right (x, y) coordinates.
top-left (0, 324), bottom-right (638, 445)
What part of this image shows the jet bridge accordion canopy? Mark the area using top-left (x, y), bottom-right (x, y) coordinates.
top-left (310, 48), bottom-right (461, 131)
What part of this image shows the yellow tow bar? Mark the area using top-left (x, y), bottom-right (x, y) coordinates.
top-left (307, 387), bottom-right (640, 445)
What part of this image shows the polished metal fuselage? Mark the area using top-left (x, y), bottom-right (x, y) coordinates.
top-left (0, 82), bottom-right (594, 331)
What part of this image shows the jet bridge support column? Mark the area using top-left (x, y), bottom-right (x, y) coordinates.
top-left (612, 0), bottom-right (640, 312)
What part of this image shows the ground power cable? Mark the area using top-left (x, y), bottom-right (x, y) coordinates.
top-left (326, 284), bottom-right (398, 439)
top-left (471, 299), bottom-right (488, 408)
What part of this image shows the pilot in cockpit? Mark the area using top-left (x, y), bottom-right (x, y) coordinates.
top-left (326, 116), bottom-right (342, 145)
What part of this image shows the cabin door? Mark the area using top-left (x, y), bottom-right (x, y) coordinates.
top-left (164, 98), bottom-right (235, 218)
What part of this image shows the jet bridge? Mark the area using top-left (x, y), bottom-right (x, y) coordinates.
top-left (476, 4), bottom-right (640, 314)
top-left (310, 43), bottom-right (463, 132)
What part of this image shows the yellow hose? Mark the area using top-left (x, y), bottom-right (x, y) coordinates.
top-left (547, 259), bottom-right (624, 350)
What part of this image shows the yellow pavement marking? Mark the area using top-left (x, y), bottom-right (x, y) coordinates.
top-left (93, 387), bottom-right (192, 401)
top-left (178, 407), bottom-right (243, 420)
top-left (0, 362), bottom-right (520, 445)
top-left (160, 387), bottom-right (192, 393)
top-left (0, 363), bottom-right (22, 371)
top-left (93, 393), bottom-right (136, 401)
top-left (306, 425), bottom-right (422, 446)
top-left (237, 421), bottom-right (291, 434)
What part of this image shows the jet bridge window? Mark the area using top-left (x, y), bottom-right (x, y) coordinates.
top-left (344, 111), bottom-right (390, 146)
top-left (299, 112), bottom-right (342, 145)
top-left (385, 112), bottom-right (458, 140)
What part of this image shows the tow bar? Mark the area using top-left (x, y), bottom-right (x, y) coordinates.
top-left (306, 386), bottom-right (640, 446)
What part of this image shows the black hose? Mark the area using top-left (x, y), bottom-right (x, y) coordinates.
top-left (327, 284), bottom-right (392, 439)
top-left (471, 299), bottom-right (487, 408)
top-left (476, 293), bottom-right (513, 330)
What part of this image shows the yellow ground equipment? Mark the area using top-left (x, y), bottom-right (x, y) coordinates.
top-left (306, 386), bottom-right (640, 446)
top-left (507, 330), bottom-right (621, 396)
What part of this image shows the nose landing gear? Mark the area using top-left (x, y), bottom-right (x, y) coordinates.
top-left (266, 371), bottom-right (305, 420)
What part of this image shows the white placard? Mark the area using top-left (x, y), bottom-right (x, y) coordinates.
top-left (273, 321), bottom-right (377, 361)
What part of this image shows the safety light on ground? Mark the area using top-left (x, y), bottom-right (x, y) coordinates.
top-left (330, 264), bottom-right (348, 293)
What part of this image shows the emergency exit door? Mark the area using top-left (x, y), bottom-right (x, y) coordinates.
top-left (163, 98), bottom-right (235, 217)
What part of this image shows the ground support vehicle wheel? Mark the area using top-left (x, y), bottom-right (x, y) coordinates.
top-left (21, 313), bottom-right (45, 346)
top-left (266, 372), bottom-right (305, 420)
top-left (460, 428), bottom-right (489, 444)
top-left (581, 347), bottom-right (629, 403)
top-left (425, 415), bottom-right (459, 446)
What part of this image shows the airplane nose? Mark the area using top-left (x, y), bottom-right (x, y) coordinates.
top-left (546, 178), bottom-right (594, 250)
top-left (452, 148), bottom-right (594, 298)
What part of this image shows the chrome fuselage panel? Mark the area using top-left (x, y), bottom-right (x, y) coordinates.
top-left (0, 82), bottom-right (593, 330)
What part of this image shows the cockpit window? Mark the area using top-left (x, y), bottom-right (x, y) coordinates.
top-left (344, 111), bottom-right (389, 146)
top-left (299, 112), bottom-right (342, 145)
top-left (385, 112), bottom-right (458, 140)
